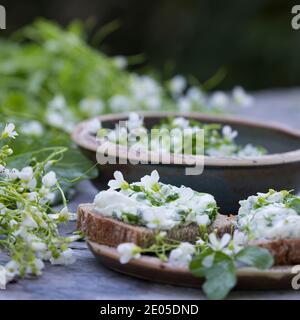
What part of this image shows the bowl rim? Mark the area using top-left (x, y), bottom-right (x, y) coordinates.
top-left (71, 111), bottom-right (300, 167)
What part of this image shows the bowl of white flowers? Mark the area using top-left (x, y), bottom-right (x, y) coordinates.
top-left (72, 112), bottom-right (300, 214)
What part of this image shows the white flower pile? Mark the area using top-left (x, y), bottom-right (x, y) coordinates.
top-left (98, 113), bottom-right (266, 157)
top-left (93, 170), bottom-right (217, 231)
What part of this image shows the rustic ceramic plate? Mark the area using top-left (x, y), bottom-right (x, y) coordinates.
top-left (87, 240), bottom-right (294, 290)
top-left (72, 112), bottom-right (300, 214)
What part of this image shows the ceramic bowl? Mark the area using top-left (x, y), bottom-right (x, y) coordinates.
top-left (71, 112), bottom-right (300, 214)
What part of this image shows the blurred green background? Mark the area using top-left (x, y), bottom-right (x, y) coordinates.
top-left (1, 0), bottom-right (299, 90)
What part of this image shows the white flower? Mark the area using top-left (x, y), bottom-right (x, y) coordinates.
top-left (31, 241), bottom-right (47, 252)
top-left (196, 214), bottom-right (210, 226)
top-left (39, 186), bottom-right (55, 203)
top-left (21, 214), bottom-right (38, 229)
top-left (172, 117), bottom-right (190, 129)
top-left (209, 91), bottom-right (229, 108)
top-left (0, 165), bottom-right (5, 173)
top-left (46, 111), bottom-right (65, 128)
top-left (232, 86), bottom-right (253, 107)
top-left (79, 98), bottom-right (104, 116)
top-left (187, 87), bottom-right (205, 104)
top-left (177, 97), bottom-right (191, 112)
top-left (48, 95), bottom-right (66, 110)
top-left (169, 242), bottom-right (195, 267)
top-left (20, 121), bottom-right (44, 137)
top-left (196, 238), bottom-right (205, 245)
top-left (222, 125), bottom-right (238, 141)
top-left (87, 119), bottom-right (101, 134)
top-left (117, 243), bottom-right (141, 264)
top-left (127, 113), bottom-right (143, 131)
top-left (42, 171), bottom-right (57, 188)
top-left (2, 123), bottom-right (18, 139)
top-left (18, 166), bottom-right (34, 181)
top-left (169, 75), bottom-right (186, 95)
top-left (108, 171), bottom-right (127, 190)
top-left (208, 233), bottom-right (231, 251)
top-left (232, 230), bottom-right (247, 253)
top-left (8, 168), bottom-right (19, 180)
top-left (26, 258), bottom-right (45, 275)
top-left (109, 95), bottom-right (131, 112)
top-left (59, 207), bottom-right (71, 220)
top-left (27, 192), bottom-right (38, 202)
top-left (0, 266), bottom-right (6, 290)
top-left (237, 144), bottom-right (263, 157)
top-left (114, 56), bottom-right (128, 69)
top-left (142, 207), bottom-right (175, 230)
top-left (144, 95), bottom-right (161, 110)
top-left (5, 260), bottom-right (19, 283)
top-left (140, 170), bottom-right (160, 191)
top-left (50, 248), bottom-right (76, 265)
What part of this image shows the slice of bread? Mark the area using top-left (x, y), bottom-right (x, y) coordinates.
top-left (251, 239), bottom-right (300, 265)
top-left (77, 203), bottom-right (235, 248)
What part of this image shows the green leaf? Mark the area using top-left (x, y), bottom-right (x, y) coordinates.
top-left (236, 246), bottom-right (274, 269)
top-left (190, 250), bottom-right (237, 300)
top-left (288, 197), bottom-right (300, 213)
top-left (202, 253), bottom-right (237, 300)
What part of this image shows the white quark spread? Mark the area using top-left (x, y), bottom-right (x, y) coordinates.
top-left (93, 170), bottom-right (217, 230)
top-left (237, 190), bottom-right (300, 240)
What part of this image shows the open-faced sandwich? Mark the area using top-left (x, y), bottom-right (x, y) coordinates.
top-left (77, 170), bottom-right (234, 247)
top-left (237, 189), bottom-right (300, 265)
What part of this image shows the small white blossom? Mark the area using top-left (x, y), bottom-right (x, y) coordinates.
top-left (208, 233), bottom-right (231, 251)
top-left (114, 56), bottom-right (127, 69)
top-left (79, 98), bottom-right (104, 116)
top-left (196, 214), bottom-right (210, 226)
top-left (169, 242), bottom-right (195, 267)
top-left (222, 125), bottom-right (238, 141)
top-left (108, 171), bottom-right (127, 190)
top-left (26, 258), bottom-right (45, 275)
top-left (5, 260), bottom-right (19, 283)
top-left (169, 75), bottom-right (186, 95)
top-left (21, 214), bottom-right (38, 229)
top-left (209, 91), bottom-right (229, 108)
top-left (0, 266), bottom-right (6, 290)
top-left (172, 117), bottom-right (190, 129)
top-left (142, 207), bottom-right (175, 230)
top-left (127, 113), bottom-right (143, 131)
top-left (117, 243), bottom-right (141, 264)
top-left (8, 168), bottom-right (19, 180)
top-left (48, 95), bottom-right (66, 110)
top-left (2, 123), bottom-right (18, 139)
top-left (177, 97), bottom-right (191, 112)
top-left (140, 170), bottom-right (160, 191)
top-left (18, 166), bottom-right (34, 181)
top-left (42, 171), bottom-right (57, 188)
top-left (50, 248), bottom-right (76, 265)
top-left (20, 121), bottom-right (44, 137)
top-left (31, 241), bottom-right (47, 252)
top-left (87, 119), bottom-right (101, 134)
top-left (232, 86), bottom-right (254, 107)
top-left (109, 95), bottom-right (131, 112)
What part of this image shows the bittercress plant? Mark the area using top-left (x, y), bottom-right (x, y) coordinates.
top-left (0, 123), bottom-right (80, 289)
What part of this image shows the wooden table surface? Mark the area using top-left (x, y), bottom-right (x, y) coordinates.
top-left (1, 88), bottom-right (300, 300)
